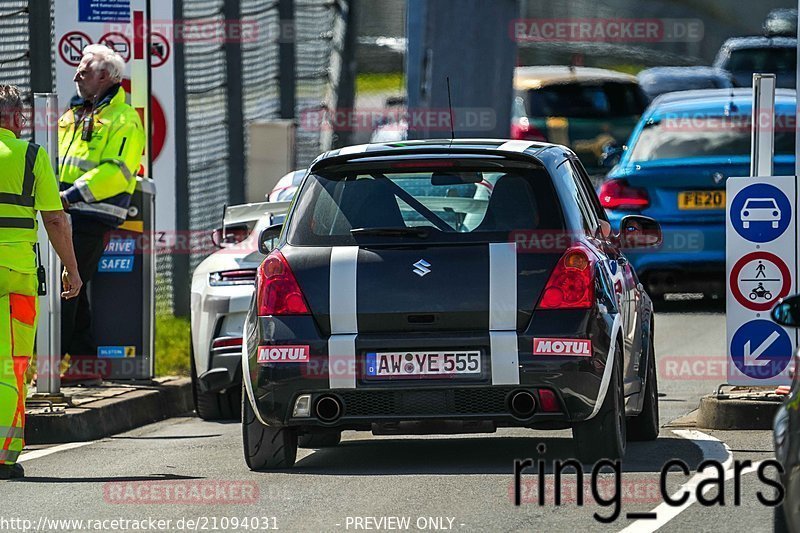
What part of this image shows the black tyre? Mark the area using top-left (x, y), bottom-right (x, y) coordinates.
top-left (298, 430), bottom-right (342, 448)
top-left (573, 342), bottom-right (626, 463)
top-left (774, 502), bottom-right (789, 533)
top-left (242, 382), bottom-right (297, 470)
top-left (191, 346), bottom-right (241, 421)
top-left (627, 335), bottom-right (659, 441)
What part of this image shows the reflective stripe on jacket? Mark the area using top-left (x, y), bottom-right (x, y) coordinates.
top-left (58, 85), bottom-right (145, 227)
top-left (0, 142), bottom-right (39, 240)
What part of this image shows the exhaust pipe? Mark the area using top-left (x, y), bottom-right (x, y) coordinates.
top-left (315, 395), bottom-right (343, 422)
top-left (509, 390), bottom-right (537, 418)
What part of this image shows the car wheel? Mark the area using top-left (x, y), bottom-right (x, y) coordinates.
top-left (573, 342), bottom-right (626, 463)
top-left (298, 430), bottom-right (342, 448)
top-left (242, 382), bottom-right (297, 470)
top-left (773, 221), bottom-right (780, 229)
top-left (774, 501), bottom-right (789, 533)
top-left (191, 345), bottom-right (241, 421)
top-left (743, 221), bottom-right (750, 229)
top-left (627, 335), bottom-right (659, 441)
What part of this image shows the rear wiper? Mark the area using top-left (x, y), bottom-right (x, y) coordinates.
top-left (350, 227), bottom-right (430, 238)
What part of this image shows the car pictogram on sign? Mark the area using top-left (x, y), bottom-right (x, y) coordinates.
top-left (741, 197), bottom-right (781, 229)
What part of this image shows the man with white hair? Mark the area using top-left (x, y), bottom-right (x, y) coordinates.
top-left (57, 44), bottom-right (145, 378)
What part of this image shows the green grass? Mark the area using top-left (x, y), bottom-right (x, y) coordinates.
top-left (356, 72), bottom-right (405, 94)
top-left (155, 314), bottom-right (191, 377)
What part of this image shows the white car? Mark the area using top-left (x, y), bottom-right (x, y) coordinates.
top-left (741, 198), bottom-right (781, 229)
top-left (190, 168), bottom-right (310, 419)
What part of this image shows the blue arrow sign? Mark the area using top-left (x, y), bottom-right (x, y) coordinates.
top-left (730, 183), bottom-right (792, 243)
top-left (730, 320), bottom-right (793, 379)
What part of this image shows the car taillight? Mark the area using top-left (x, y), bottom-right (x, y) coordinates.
top-left (537, 246), bottom-right (595, 309)
top-left (209, 269), bottom-right (257, 286)
top-left (257, 250), bottom-right (310, 316)
top-left (598, 180), bottom-right (650, 210)
top-left (510, 117), bottom-right (547, 141)
top-left (212, 336), bottom-right (243, 349)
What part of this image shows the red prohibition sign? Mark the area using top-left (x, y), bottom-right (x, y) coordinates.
top-left (729, 251), bottom-right (792, 311)
top-left (59, 31), bottom-right (93, 67)
top-left (100, 32), bottom-right (132, 63)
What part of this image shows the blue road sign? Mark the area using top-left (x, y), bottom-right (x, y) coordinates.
top-left (730, 183), bottom-right (792, 243)
top-left (730, 320), bottom-right (793, 379)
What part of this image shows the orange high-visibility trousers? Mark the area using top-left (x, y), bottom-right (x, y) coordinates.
top-left (0, 267), bottom-right (37, 465)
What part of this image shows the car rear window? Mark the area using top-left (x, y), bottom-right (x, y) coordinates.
top-left (525, 81), bottom-right (646, 118)
top-left (745, 200), bottom-right (777, 209)
top-left (726, 47), bottom-right (797, 73)
top-left (627, 117), bottom-right (797, 161)
top-left (285, 162), bottom-right (565, 246)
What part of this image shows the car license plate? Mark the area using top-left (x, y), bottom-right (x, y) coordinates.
top-left (365, 351), bottom-right (481, 378)
top-left (678, 190), bottom-right (725, 209)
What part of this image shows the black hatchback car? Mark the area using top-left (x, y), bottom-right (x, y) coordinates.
top-left (241, 139), bottom-right (661, 469)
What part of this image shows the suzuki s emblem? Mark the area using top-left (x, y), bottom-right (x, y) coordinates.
top-left (413, 259), bottom-right (431, 277)
top-left (712, 172), bottom-right (725, 184)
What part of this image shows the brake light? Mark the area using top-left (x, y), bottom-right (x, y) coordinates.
top-left (537, 246), bottom-right (595, 309)
top-left (257, 250), bottom-right (310, 316)
top-left (510, 117), bottom-right (547, 141)
top-left (598, 180), bottom-right (649, 210)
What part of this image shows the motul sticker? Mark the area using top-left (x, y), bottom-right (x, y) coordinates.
top-left (258, 345), bottom-right (311, 363)
top-left (533, 338), bottom-right (592, 357)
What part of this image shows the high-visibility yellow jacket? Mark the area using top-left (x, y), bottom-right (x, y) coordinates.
top-left (58, 85), bottom-right (145, 227)
top-left (0, 127), bottom-right (62, 273)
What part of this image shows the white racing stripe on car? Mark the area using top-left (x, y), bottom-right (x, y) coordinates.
top-left (329, 246), bottom-right (360, 389)
top-left (497, 140), bottom-right (538, 153)
top-left (489, 242), bottom-right (520, 385)
top-left (588, 313), bottom-right (623, 419)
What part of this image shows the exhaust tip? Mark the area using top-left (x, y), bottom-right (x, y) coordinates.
top-left (315, 395), bottom-right (343, 422)
top-left (509, 390), bottom-right (537, 419)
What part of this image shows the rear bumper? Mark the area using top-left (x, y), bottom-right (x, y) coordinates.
top-left (244, 310), bottom-right (618, 430)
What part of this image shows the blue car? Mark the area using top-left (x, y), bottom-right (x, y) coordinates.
top-left (600, 88), bottom-right (796, 298)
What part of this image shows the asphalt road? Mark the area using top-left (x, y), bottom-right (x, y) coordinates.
top-left (0, 299), bottom-right (781, 533)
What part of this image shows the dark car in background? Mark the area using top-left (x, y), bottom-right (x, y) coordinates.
top-left (511, 66), bottom-right (648, 176)
top-left (600, 88), bottom-right (797, 299)
top-left (637, 67), bottom-right (734, 101)
top-left (241, 139), bottom-right (661, 470)
top-left (714, 36), bottom-right (797, 88)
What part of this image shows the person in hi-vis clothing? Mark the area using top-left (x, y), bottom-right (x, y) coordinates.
top-left (0, 85), bottom-right (82, 479)
top-left (58, 44), bottom-right (144, 378)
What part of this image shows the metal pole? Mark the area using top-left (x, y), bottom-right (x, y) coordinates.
top-left (173, 0), bottom-right (191, 317)
top-left (28, 0), bottom-right (53, 93)
top-left (278, 0), bottom-right (296, 121)
top-left (224, 0), bottom-right (245, 204)
top-left (333, 0), bottom-right (359, 148)
top-left (33, 94), bottom-right (62, 397)
top-left (750, 73), bottom-right (776, 177)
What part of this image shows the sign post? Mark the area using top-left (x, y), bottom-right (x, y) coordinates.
top-left (726, 75), bottom-right (795, 386)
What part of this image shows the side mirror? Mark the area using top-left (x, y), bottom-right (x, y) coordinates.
top-left (258, 223), bottom-right (283, 255)
top-left (618, 215), bottom-right (662, 248)
top-left (600, 143), bottom-right (624, 169)
top-left (772, 295), bottom-right (800, 328)
top-left (211, 224), bottom-right (249, 248)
